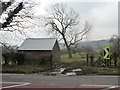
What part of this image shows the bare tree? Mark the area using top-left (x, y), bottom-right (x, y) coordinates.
top-left (0, 0), bottom-right (36, 33)
top-left (44, 4), bottom-right (91, 58)
top-left (0, 0), bottom-right (14, 15)
top-left (0, 0), bottom-right (38, 46)
top-left (66, 21), bottom-right (91, 48)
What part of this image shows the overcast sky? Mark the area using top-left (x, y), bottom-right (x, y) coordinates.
top-left (34, 0), bottom-right (118, 40)
top-left (0, 0), bottom-right (119, 46)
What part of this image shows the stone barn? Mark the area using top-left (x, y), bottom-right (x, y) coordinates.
top-left (18, 38), bottom-right (60, 65)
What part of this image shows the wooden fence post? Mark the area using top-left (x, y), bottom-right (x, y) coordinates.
top-left (90, 54), bottom-right (94, 66)
top-left (87, 54), bottom-right (89, 66)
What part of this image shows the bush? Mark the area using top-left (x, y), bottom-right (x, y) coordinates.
top-left (2, 52), bottom-right (10, 65)
top-left (2, 52), bottom-right (17, 65)
top-left (2, 52), bottom-right (25, 65)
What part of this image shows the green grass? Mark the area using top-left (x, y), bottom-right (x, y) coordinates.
top-left (96, 67), bottom-right (119, 75)
top-left (61, 53), bottom-right (86, 63)
top-left (2, 65), bottom-right (52, 74)
top-left (80, 66), bottom-right (119, 75)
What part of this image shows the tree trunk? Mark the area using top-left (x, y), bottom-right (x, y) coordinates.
top-left (62, 35), bottom-right (72, 58)
top-left (86, 54), bottom-right (89, 66)
top-left (67, 47), bottom-right (72, 58)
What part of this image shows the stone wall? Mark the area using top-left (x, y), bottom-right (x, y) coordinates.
top-left (52, 41), bottom-right (60, 63)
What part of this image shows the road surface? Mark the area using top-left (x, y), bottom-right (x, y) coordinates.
top-left (2, 73), bottom-right (119, 85)
top-left (1, 73), bottom-right (120, 90)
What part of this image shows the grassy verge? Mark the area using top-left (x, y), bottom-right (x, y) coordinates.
top-left (80, 66), bottom-right (119, 75)
top-left (2, 65), bottom-right (52, 74)
top-left (96, 67), bottom-right (119, 75)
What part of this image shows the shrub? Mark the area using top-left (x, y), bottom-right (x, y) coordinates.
top-left (2, 52), bottom-right (25, 65)
top-left (2, 52), bottom-right (10, 65)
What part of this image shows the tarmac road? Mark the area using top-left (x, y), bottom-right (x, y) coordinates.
top-left (1, 73), bottom-right (119, 86)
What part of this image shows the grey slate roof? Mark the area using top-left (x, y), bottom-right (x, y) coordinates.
top-left (18, 38), bottom-right (57, 51)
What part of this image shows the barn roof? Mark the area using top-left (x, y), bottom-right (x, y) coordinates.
top-left (18, 38), bottom-right (57, 51)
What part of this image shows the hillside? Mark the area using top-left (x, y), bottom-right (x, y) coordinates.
top-left (59, 39), bottom-right (111, 52)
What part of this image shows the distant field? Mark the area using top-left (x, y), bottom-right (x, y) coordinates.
top-left (60, 53), bottom-right (99, 63)
top-left (61, 53), bottom-right (120, 68)
top-left (61, 53), bottom-right (87, 63)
